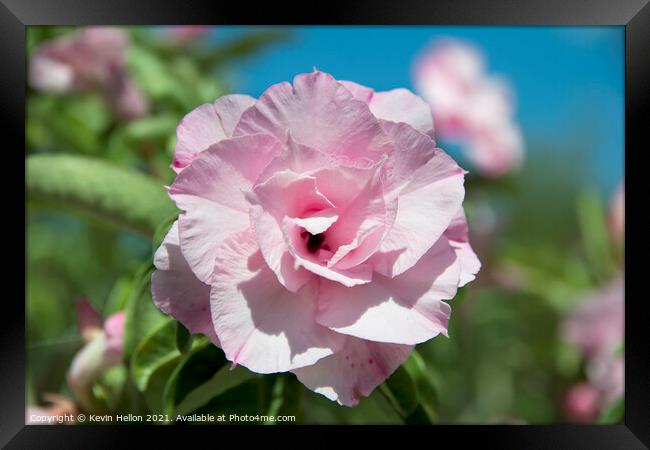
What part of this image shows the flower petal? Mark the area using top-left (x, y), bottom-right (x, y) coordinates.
top-left (169, 134), bottom-right (283, 283)
top-left (370, 125), bottom-right (466, 277)
top-left (151, 221), bottom-right (218, 345)
top-left (211, 230), bottom-right (344, 373)
top-left (317, 236), bottom-right (461, 345)
top-left (369, 89), bottom-right (435, 137)
top-left (233, 71), bottom-right (392, 163)
top-left (293, 336), bottom-right (413, 407)
top-left (248, 170), bottom-right (336, 292)
top-left (76, 297), bottom-right (103, 342)
top-left (444, 208), bottom-right (481, 286)
top-left (173, 94), bottom-right (256, 172)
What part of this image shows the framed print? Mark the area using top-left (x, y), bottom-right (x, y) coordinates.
top-left (3, 0), bottom-right (649, 447)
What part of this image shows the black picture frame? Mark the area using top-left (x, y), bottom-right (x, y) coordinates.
top-left (5, 0), bottom-right (649, 447)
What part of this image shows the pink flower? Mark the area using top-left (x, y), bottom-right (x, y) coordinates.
top-left (563, 277), bottom-right (623, 359)
top-left (152, 70), bottom-right (480, 406)
top-left (413, 39), bottom-right (524, 177)
top-left (563, 383), bottom-right (600, 422)
top-left (67, 297), bottom-right (125, 411)
top-left (562, 277), bottom-right (624, 411)
top-left (609, 182), bottom-right (624, 244)
top-left (29, 27), bottom-right (148, 120)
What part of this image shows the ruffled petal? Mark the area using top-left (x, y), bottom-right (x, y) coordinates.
top-left (169, 134), bottom-right (283, 283)
top-left (317, 236), bottom-right (461, 345)
top-left (370, 125), bottom-right (466, 277)
top-left (293, 336), bottom-right (413, 407)
top-left (233, 71), bottom-right (392, 164)
top-left (151, 221), bottom-right (218, 345)
top-left (210, 230), bottom-right (344, 373)
top-left (444, 208), bottom-right (481, 286)
top-left (173, 94), bottom-right (256, 172)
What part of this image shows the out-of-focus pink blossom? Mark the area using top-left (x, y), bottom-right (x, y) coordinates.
top-left (413, 39), bottom-right (524, 177)
top-left (587, 354), bottom-right (624, 407)
top-left (152, 70), bottom-right (480, 406)
top-left (67, 297), bottom-right (125, 411)
top-left (562, 276), bottom-right (624, 416)
top-left (563, 383), bottom-right (600, 422)
top-left (29, 27), bottom-right (148, 120)
top-left (563, 277), bottom-right (623, 359)
top-left (609, 182), bottom-right (624, 244)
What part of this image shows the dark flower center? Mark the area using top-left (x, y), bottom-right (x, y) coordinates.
top-left (301, 230), bottom-right (326, 253)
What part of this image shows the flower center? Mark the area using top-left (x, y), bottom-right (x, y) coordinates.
top-left (301, 230), bottom-right (327, 254)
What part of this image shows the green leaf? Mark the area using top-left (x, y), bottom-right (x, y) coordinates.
top-left (122, 261), bottom-right (165, 361)
top-left (152, 213), bottom-right (178, 254)
top-left (174, 363), bottom-right (257, 416)
top-left (175, 322), bottom-right (192, 354)
top-left (403, 350), bottom-right (439, 423)
top-left (380, 366), bottom-right (418, 420)
top-left (378, 350), bottom-right (438, 424)
top-left (577, 191), bottom-right (616, 281)
top-left (131, 319), bottom-right (180, 392)
top-left (27, 154), bottom-right (178, 237)
top-left (599, 397), bottom-right (624, 424)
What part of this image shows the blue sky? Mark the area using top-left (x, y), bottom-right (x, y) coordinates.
top-left (213, 26), bottom-right (624, 195)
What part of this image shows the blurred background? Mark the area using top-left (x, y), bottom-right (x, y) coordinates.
top-left (26, 26), bottom-right (624, 425)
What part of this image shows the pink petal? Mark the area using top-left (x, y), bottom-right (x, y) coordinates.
top-left (293, 336), bottom-right (413, 407)
top-left (210, 230), bottom-right (344, 373)
top-left (151, 221), bottom-right (219, 345)
top-left (317, 236), bottom-right (461, 345)
top-left (323, 167), bottom-right (387, 270)
top-left (286, 210), bottom-right (339, 235)
top-left (370, 130), bottom-right (466, 277)
top-left (248, 170), bottom-right (336, 292)
top-left (369, 89), bottom-right (435, 137)
top-left (233, 70), bottom-right (393, 164)
top-left (282, 218), bottom-right (374, 287)
top-left (466, 120), bottom-right (523, 178)
top-left (608, 182), bottom-right (624, 243)
top-left (339, 80), bottom-right (435, 138)
top-left (338, 80), bottom-right (374, 103)
top-left (257, 134), bottom-right (338, 183)
top-left (103, 311), bottom-right (125, 340)
top-left (173, 94), bottom-right (256, 172)
top-left (444, 208), bottom-right (481, 286)
top-left (253, 167), bottom-right (380, 288)
top-left (169, 134), bottom-right (283, 283)
top-left (76, 297), bottom-right (103, 342)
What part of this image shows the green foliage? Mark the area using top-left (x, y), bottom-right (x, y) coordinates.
top-left (174, 363), bottom-right (257, 416)
top-left (131, 319), bottom-right (181, 392)
top-left (599, 397), bottom-right (624, 424)
top-left (27, 154), bottom-right (178, 237)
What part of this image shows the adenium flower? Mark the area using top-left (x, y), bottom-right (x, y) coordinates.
top-left (67, 297), bottom-right (125, 411)
top-left (562, 276), bottom-right (624, 411)
top-left (29, 27), bottom-right (148, 120)
top-left (608, 182), bottom-right (624, 245)
top-left (413, 39), bottom-right (524, 177)
top-left (563, 382), bottom-right (600, 423)
top-left (152, 70), bottom-right (480, 406)
top-left (563, 277), bottom-right (623, 359)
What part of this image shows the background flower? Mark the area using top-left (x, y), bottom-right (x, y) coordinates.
top-left (29, 27), bottom-right (148, 121)
top-left (412, 39), bottom-right (524, 178)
